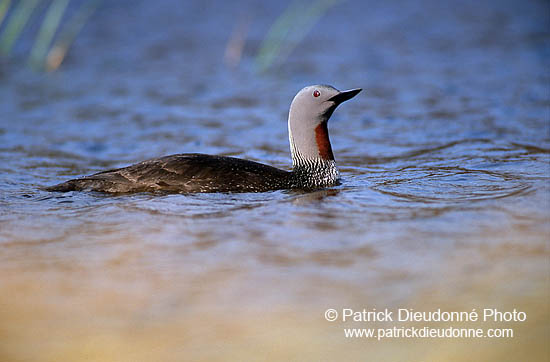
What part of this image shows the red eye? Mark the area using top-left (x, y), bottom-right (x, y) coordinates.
top-left (313, 90), bottom-right (320, 97)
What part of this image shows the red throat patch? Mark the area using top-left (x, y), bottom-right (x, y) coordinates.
top-left (315, 123), bottom-right (334, 160)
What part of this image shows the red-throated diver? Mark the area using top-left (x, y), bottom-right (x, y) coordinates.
top-left (46, 85), bottom-right (361, 193)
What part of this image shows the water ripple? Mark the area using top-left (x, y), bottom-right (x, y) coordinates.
top-left (371, 166), bottom-right (531, 203)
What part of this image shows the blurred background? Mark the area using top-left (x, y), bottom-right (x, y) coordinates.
top-left (0, 0), bottom-right (549, 361)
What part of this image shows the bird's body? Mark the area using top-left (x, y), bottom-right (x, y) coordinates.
top-left (48, 154), bottom-right (294, 193)
top-left (46, 85), bottom-right (361, 194)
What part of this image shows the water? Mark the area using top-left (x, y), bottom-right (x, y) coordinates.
top-left (1, 0), bottom-right (549, 361)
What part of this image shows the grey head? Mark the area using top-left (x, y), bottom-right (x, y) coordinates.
top-left (287, 85), bottom-right (361, 186)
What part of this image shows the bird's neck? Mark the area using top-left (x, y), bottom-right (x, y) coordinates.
top-left (288, 120), bottom-right (339, 187)
top-left (290, 157), bottom-right (339, 188)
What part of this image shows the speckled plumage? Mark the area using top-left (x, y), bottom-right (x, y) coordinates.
top-left (47, 154), bottom-right (294, 193)
top-left (46, 85), bottom-right (361, 194)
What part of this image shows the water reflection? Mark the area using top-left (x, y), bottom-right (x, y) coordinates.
top-left (0, 0), bottom-right (549, 361)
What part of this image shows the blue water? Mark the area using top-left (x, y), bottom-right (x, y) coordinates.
top-left (0, 1), bottom-right (548, 361)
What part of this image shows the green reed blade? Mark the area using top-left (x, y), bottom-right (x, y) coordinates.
top-left (0, 0), bottom-right (12, 29)
top-left (28, 0), bottom-right (70, 70)
top-left (46, 0), bottom-right (100, 71)
top-left (0, 0), bottom-right (40, 56)
top-left (256, 0), bottom-right (305, 73)
top-left (256, 0), bottom-right (342, 73)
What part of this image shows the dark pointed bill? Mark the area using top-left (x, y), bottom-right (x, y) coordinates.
top-left (328, 88), bottom-right (362, 104)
